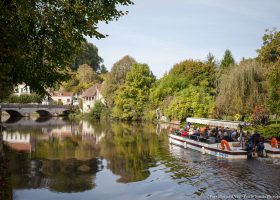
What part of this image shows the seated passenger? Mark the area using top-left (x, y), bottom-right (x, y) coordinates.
top-left (193, 128), bottom-right (200, 137)
top-left (188, 128), bottom-right (194, 135)
top-left (208, 132), bottom-right (216, 144)
top-left (181, 130), bottom-right (188, 137)
top-left (222, 132), bottom-right (234, 142)
top-left (256, 137), bottom-right (265, 153)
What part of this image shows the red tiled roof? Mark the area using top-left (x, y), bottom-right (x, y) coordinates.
top-left (82, 84), bottom-right (102, 98)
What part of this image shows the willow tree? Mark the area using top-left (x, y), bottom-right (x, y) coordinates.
top-left (0, 0), bottom-right (133, 99)
top-left (216, 59), bottom-right (267, 118)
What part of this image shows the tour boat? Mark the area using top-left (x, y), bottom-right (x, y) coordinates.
top-left (168, 117), bottom-right (280, 159)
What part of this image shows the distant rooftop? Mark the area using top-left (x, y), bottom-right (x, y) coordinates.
top-left (82, 84), bottom-right (102, 98)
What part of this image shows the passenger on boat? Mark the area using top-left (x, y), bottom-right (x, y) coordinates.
top-left (251, 131), bottom-right (261, 145)
top-left (208, 131), bottom-right (216, 144)
top-left (245, 137), bottom-right (253, 154)
top-left (256, 137), bottom-right (265, 156)
top-left (185, 122), bottom-right (191, 129)
top-left (222, 132), bottom-right (234, 142)
top-left (188, 128), bottom-right (194, 135)
top-left (193, 128), bottom-right (200, 137)
top-left (214, 126), bottom-right (219, 136)
top-left (181, 129), bottom-right (188, 137)
top-left (231, 130), bottom-right (238, 141)
top-left (216, 130), bottom-right (223, 143)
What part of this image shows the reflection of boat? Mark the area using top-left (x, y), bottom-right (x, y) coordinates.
top-left (168, 118), bottom-right (280, 159)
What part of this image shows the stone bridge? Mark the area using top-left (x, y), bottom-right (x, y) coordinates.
top-left (0, 104), bottom-right (72, 117)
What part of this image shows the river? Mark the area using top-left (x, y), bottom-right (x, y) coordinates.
top-left (1, 118), bottom-right (280, 200)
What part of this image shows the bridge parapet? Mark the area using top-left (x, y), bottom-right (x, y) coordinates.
top-left (0, 103), bottom-right (72, 118)
top-left (1, 103), bottom-right (71, 109)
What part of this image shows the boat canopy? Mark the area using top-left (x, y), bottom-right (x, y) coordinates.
top-left (186, 117), bottom-right (242, 129)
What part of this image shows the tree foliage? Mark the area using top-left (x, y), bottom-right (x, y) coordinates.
top-left (4, 94), bottom-right (43, 104)
top-left (112, 64), bottom-right (155, 121)
top-left (258, 29), bottom-right (280, 117)
top-left (220, 49), bottom-right (235, 70)
top-left (61, 64), bottom-right (102, 93)
top-left (150, 59), bottom-right (216, 106)
top-left (89, 101), bottom-right (107, 119)
top-left (216, 60), bottom-right (267, 117)
top-left (73, 41), bottom-right (106, 73)
top-left (0, 0), bottom-right (133, 100)
top-left (102, 55), bottom-right (137, 107)
top-left (164, 86), bottom-right (215, 121)
top-left (77, 64), bottom-right (101, 84)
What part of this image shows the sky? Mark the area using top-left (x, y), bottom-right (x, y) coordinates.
top-left (88, 0), bottom-right (280, 78)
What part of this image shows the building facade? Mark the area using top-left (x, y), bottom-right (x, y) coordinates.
top-left (50, 91), bottom-right (74, 105)
top-left (82, 84), bottom-right (105, 113)
top-left (13, 83), bottom-right (31, 96)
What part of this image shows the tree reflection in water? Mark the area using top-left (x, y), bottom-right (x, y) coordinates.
top-left (100, 122), bottom-right (166, 183)
top-left (3, 119), bottom-right (201, 198)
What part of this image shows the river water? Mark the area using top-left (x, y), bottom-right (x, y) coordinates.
top-left (1, 118), bottom-right (280, 200)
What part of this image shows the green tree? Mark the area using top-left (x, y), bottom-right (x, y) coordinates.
top-left (112, 64), bottom-right (156, 121)
top-left (102, 55), bottom-right (137, 107)
top-left (89, 101), bottom-right (106, 119)
top-left (216, 59), bottom-right (266, 118)
top-left (220, 49), bottom-right (235, 70)
top-left (77, 64), bottom-right (101, 84)
top-left (206, 52), bottom-right (217, 66)
top-left (150, 59), bottom-right (216, 107)
top-left (0, 0), bottom-right (133, 100)
top-left (258, 29), bottom-right (280, 63)
top-left (164, 86), bottom-right (215, 120)
top-left (258, 29), bottom-right (280, 118)
top-left (73, 41), bottom-right (106, 73)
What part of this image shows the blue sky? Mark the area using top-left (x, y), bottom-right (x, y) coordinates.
top-left (88, 0), bottom-right (280, 78)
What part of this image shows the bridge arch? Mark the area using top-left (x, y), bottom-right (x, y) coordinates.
top-left (36, 110), bottom-right (52, 117)
top-left (4, 110), bottom-right (23, 117)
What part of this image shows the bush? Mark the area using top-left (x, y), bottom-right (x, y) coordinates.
top-left (89, 101), bottom-right (106, 119)
top-left (49, 101), bottom-right (63, 106)
top-left (252, 105), bottom-right (269, 125)
top-left (256, 124), bottom-right (280, 138)
top-left (5, 94), bottom-right (42, 103)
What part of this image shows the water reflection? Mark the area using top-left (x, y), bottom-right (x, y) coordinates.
top-left (2, 118), bottom-right (168, 197)
top-left (168, 145), bottom-right (280, 198)
top-left (3, 118), bottom-right (280, 200)
top-left (101, 123), bottom-right (164, 183)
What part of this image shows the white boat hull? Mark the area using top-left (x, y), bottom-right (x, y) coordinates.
top-left (169, 134), bottom-right (247, 159)
top-left (169, 134), bottom-right (280, 159)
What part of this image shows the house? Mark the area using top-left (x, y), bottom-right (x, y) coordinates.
top-left (50, 91), bottom-right (74, 105)
top-left (82, 84), bottom-right (105, 113)
top-left (13, 83), bottom-right (31, 96)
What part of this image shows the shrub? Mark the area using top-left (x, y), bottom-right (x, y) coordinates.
top-left (89, 101), bottom-right (106, 119)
